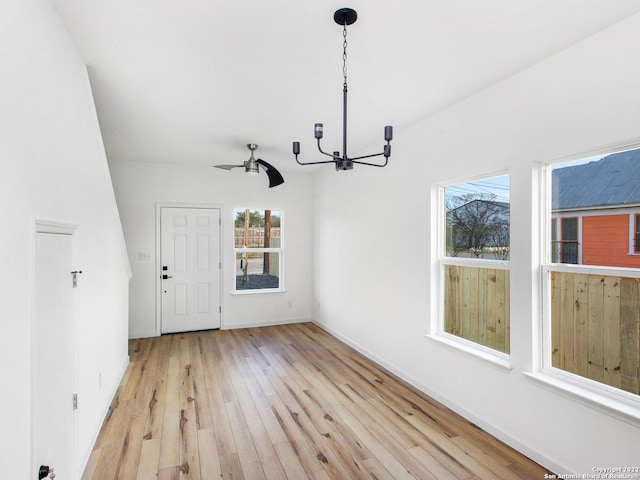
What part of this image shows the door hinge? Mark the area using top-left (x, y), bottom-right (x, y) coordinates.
top-left (71, 270), bottom-right (83, 288)
top-left (73, 393), bottom-right (78, 410)
top-left (219, 306), bottom-right (222, 314)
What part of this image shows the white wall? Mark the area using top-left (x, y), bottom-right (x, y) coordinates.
top-left (312, 12), bottom-right (640, 475)
top-left (0, 1), bottom-right (131, 478)
top-left (108, 160), bottom-right (313, 338)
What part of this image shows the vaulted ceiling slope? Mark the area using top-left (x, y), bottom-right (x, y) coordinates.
top-left (50, 0), bottom-right (640, 172)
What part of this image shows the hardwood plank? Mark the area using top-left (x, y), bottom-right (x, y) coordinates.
top-left (82, 324), bottom-right (552, 480)
top-left (159, 355), bottom-right (180, 469)
top-left (197, 428), bottom-right (222, 479)
top-left (136, 439), bottom-right (160, 480)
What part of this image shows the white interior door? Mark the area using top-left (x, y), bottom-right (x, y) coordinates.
top-left (161, 207), bottom-right (221, 333)
top-left (33, 231), bottom-right (75, 480)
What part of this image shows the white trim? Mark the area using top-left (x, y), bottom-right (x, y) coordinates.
top-left (425, 332), bottom-right (512, 370)
top-left (543, 262), bottom-right (640, 277)
top-left (524, 371), bottom-right (640, 427)
top-left (31, 220), bottom-right (80, 480)
top-left (440, 256), bottom-right (510, 269)
top-left (231, 288), bottom-right (286, 296)
top-left (544, 138), bottom-right (640, 167)
top-left (155, 203), bottom-right (224, 335)
top-left (431, 172), bottom-right (512, 361)
top-left (221, 317), bottom-right (308, 330)
top-left (539, 145), bottom-right (640, 423)
top-left (232, 208), bottom-right (284, 294)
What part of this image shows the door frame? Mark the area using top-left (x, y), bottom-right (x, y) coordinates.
top-left (31, 219), bottom-right (79, 479)
top-left (155, 203), bottom-right (223, 336)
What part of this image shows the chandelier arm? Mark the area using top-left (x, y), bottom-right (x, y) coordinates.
top-left (316, 138), bottom-right (340, 160)
top-left (349, 149), bottom-right (390, 162)
top-left (295, 155), bottom-right (338, 166)
top-left (351, 158), bottom-right (390, 168)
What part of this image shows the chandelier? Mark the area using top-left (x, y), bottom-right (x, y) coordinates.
top-left (292, 8), bottom-right (393, 171)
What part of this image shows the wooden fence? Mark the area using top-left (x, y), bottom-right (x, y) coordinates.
top-left (235, 227), bottom-right (281, 248)
top-left (444, 264), bottom-right (510, 354)
top-left (550, 271), bottom-right (640, 395)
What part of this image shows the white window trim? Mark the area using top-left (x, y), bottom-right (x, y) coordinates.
top-left (232, 208), bottom-right (284, 294)
top-left (535, 157), bottom-right (640, 426)
top-left (428, 176), bottom-right (512, 370)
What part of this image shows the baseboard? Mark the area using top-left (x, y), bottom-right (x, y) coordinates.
top-left (129, 330), bottom-right (159, 339)
top-left (76, 354), bottom-right (130, 478)
top-left (312, 320), bottom-right (564, 475)
top-left (222, 317), bottom-right (310, 330)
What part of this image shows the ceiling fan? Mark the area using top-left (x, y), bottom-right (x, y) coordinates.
top-left (214, 144), bottom-right (284, 188)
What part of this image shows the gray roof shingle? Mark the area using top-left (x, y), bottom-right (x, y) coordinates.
top-left (552, 148), bottom-right (640, 210)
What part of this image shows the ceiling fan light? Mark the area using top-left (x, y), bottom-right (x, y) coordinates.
top-left (246, 165), bottom-right (259, 176)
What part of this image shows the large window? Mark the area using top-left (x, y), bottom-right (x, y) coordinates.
top-left (234, 208), bottom-right (282, 292)
top-left (544, 148), bottom-right (640, 401)
top-left (438, 174), bottom-right (511, 357)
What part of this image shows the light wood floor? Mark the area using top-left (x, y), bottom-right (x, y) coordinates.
top-left (82, 322), bottom-right (550, 480)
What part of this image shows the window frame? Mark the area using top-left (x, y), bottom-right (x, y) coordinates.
top-left (429, 173), bottom-right (512, 370)
top-left (633, 213), bottom-right (640, 254)
top-left (232, 208), bottom-right (284, 294)
top-left (537, 154), bottom-right (640, 425)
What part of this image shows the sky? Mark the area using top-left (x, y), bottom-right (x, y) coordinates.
top-left (445, 174), bottom-right (510, 204)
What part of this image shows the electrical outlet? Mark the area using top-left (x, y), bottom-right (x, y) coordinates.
top-left (287, 300), bottom-right (293, 308)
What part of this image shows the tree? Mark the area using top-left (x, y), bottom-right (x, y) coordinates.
top-left (446, 193), bottom-right (510, 259)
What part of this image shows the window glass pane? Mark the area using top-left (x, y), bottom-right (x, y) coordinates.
top-left (444, 264), bottom-right (510, 354)
top-left (441, 174), bottom-right (510, 355)
top-left (551, 148), bottom-right (640, 268)
top-left (234, 209), bottom-right (247, 247)
top-left (445, 175), bottom-right (510, 260)
top-left (234, 209), bottom-right (281, 248)
top-left (235, 252), bottom-right (280, 290)
top-left (561, 218), bottom-right (577, 240)
top-left (548, 147), bottom-right (640, 397)
top-left (550, 271), bottom-right (639, 395)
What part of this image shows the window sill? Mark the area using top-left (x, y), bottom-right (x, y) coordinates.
top-left (523, 370), bottom-right (640, 427)
top-left (426, 332), bottom-right (512, 371)
top-left (231, 288), bottom-right (286, 295)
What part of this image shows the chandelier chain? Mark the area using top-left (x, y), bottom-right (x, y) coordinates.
top-left (342, 23), bottom-right (348, 87)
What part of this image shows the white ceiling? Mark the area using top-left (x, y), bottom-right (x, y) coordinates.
top-left (51, 0), bottom-right (640, 173)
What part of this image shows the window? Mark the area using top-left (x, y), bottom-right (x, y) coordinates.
top-left (437, 174), bottom-right (511, 357)
top-left (234, 208), bottom-right (282, 292)
top-left (634, 214), bottom-right (640, 253)
top-left (560, 217), bottom-right (579, 264)
top-left (543, 147), bottom-right (640, 402)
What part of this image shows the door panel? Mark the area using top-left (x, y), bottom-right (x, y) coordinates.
top-left (33, 232), bottom-right (74, 480)
top-left (161, 207), bottom-right (221, 333)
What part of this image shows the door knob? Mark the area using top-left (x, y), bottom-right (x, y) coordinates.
top-left (162, 274), bottom-right (173, 280)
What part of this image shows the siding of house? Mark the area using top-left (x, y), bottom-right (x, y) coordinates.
top-left (582, 214), bottom-right (640, 268)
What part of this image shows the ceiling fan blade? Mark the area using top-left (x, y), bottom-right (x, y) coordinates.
top-left (256, 159), bottom-right (285, 188)
top-left (214, 164), bottom-right (244, 170)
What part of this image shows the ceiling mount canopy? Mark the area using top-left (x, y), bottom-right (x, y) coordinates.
top-left (293, 7), bottom-right (393, 171)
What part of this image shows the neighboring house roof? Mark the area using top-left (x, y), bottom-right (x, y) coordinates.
top-left (552, 149), bottom-right (640, 210)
